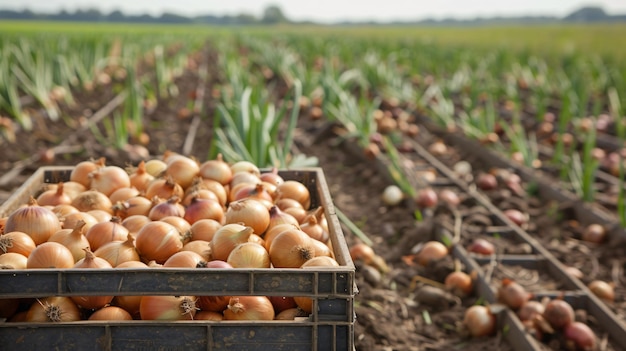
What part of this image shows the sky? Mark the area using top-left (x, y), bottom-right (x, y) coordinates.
top-left (1, 0), bottom-right (626, 23)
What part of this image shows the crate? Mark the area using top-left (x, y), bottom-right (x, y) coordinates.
top-left (0, 166), bottom-right (356, 351)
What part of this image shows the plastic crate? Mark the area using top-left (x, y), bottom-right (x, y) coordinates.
top-left (0, 166), bottom-right (356, 351)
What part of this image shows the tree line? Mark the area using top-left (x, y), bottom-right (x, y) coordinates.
top-left (0, 5), bottom-right (623, 25)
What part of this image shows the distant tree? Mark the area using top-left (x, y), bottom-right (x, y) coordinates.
top-left (261, 5), bottom-right (287, 24)
top-left (564, 6), bottom-right (608, 22)
top-left (107, 10), bottom-right (126, 22)
top-left (74, 8), bottom-right (104, 22)
top-left (160, 12), bottom-right (191, 23)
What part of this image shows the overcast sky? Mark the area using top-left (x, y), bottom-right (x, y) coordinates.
top-left (1, 0), bottom-right (625, 23)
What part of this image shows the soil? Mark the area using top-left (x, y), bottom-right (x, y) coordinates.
top-left (1, 46), bottom-right (625, 351)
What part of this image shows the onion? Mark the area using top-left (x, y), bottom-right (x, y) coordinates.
top-left (182, 189), bottom-right (219, 206)
top-left (0, 252), bottom-right (28, 269)
top-left (428, 140), bottom-right (447, 156)
top-left (300, 212), bottom-right (329, 243)
top-left (260, 167), bottom-right (284, 186)
top-left (311, 238), bottom-right (333, 258)
top-left (563, 321), bottom-right (596, 351)
top-left (199, 153), bottom-right (233, 185)
top-left (72, 248), bottom-right (114, 309)
top-left (275, 307), bottom-right (304, 320)
top-left (89, 165), bottom-right (131, 197)
top-left (181, 240), bottom-right (211, 260)
top-left (415, 241), bottom-right (448, 266)
top-left (382, 185), bottom-right (404, 206)
top-left (88, 306), bottom-right (133, 321)
top-left (148, 196), bottom-right (185, 221)
top-left (415, 188), bottom-right (438, 208)
top-left (588, 280), bottom-right (614, 302)
top-left (233, 183), bottom-right (274, 204)
top-left (61, 211), bottom-right (98, 231)
top-left (139, 295), bottom-right (198, 320)
top-left (223, 296), bottom-right (274, 320)
top-left (36, 182), bottom-right (72, 206)
top-left (476, 173), bottom-right (498, 190)
top-left (27, 242), bottom-right (74, 268)
top-left (135, 221), bottom-right (183, 263)
top-left (4, 198), bottom-right (62, 245)
top-left (581, 224), bottom-right (606, 244)
top-left (112, 260), bottom-right (148, 317)
top-left (194, 310), bottom-right (224, 321)
top-left (227, 242), bottom-right (270, 268)
top-left (94, 233), bottom-right (141, 267)
top-left (144, 159), bottom-right (167, 177)
top-left (438, 189), bottom-right (460, 207)
top-left (294, 256), bottom-right (339, 313)
top-left (463, 305), bottom-right (496, 337)
top-left (113, 196), bottom-right (152, 218)
top-left (276, 181), bottom-right (311, 210)
top-left (467, 238), bottom-right (495, 255)
top-left (543, 298), bottom-right (575, 329)
top-left (71, 190), bottom-right (113, 214)
top-left (26, 296), bottom-right (81, 322)
top-left (196, 260), bottom-right (233, 312)
top-left (0, 298), bottom-right (20, 318)
top-left (184, 197), bottom-right (224, 225)
top-left (498, 278), bottom-right (531, 309)
top-left (262, 223), bottom-right (300, 251)
top-left (121, 215), bottom-right (151, 234)
top-left (85, 217), bottom-right (129, 251)
top-left (192, 178), bottom-right (228, 207)
top-left (48, 220), bottom-right (90, 262)
top-left (51, 204), bottom-right (79, 217)
top-left (145, 177), bottom-right (184, 201)
top-left (160, 216), bottom-right (191, 239)
top-left (188, 219), bottom-right (222, 242)
top-left (269, 229), bottom-right (315, 268)
top-left (109, 187), bottom-right (140, 204)
top-left (164, 154), bottom-right (200, 189)
top-left (210, 224), bottom-right (253, 261)
top-left (0, 231), bottom-right (36, 257)
top-left (267, 206), bottom-right (300, 231)
top-left (88, 209), bottom-right (113, 223)
top-left (503, 209), bottom-right (528, 227)
top-left (275, 198), bottom-right (304, 211)
top-left (269, 296), bottom-right (297, 314)
top-left (444, 271), bottom-right (473, 296)
top-left (350, 243), bottom-right (375, 263)
top-left (453, 161), bottom-right (472, 177)
top-left (70, 157), bottom-right (105, 188)
top-left (517, 300), bottom-right (545, 322)
top-left (163, 251), bottom-right (207, 268)
top-left (129, 161), bottom-right (155, 192)
top-left (230, 161), bottom-right (261, 177)
top-left (224, 199), bottom-right (270, 235)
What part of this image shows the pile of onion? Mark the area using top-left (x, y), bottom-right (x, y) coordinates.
top-left (0, 153), bottom-right (341, 324)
